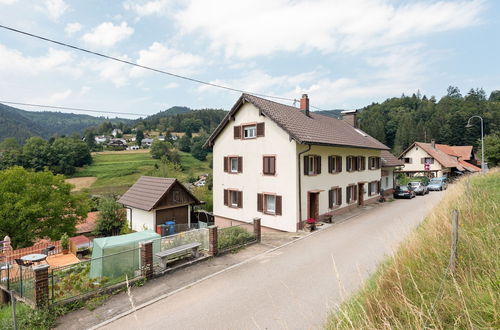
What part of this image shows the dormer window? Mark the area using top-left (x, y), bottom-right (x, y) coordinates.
top-left (243, 125), bottom-right (256, 139)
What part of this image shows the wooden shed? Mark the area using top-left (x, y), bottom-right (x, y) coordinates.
top-left (118, 176), bottom-right (201, 232)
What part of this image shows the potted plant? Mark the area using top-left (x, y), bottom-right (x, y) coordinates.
top-left (61, 233), bottom-right (70, 254)
top-left (306, 218), bottom-right (317, 232)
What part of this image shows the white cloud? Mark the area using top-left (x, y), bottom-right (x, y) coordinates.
top-left (65, 22), bottom-right (83, 35)
top-left (47, 89), bottom-right (72, 103)
top-left (164, 82), bottom-right (179, 89)
top-left (123, 0), bottom-right (171, 16)
top-left (43, 0), bottom-right (68, 21)
top-left (131, 42), bottom-right (204, 77)
top-left (82, 22), bottom-right (134, 48)
top-left (174, 0), bottom-right (484, 58)
top-left (0, 0), bottom-right (17, 5)
top-left (84, 54), bottom-right (133, 87)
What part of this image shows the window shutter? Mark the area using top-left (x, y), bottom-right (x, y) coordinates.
top-left (421, 158), bottom-right (425, 164)
top-left (270, 156), bottom-right (275, 174)
top-left (337, 156), bottom-right (342, 172)
top-left (328, 189), bottom-right (332, 208)
top-left (377, 181), bottom-right (380, 194)
top-left (263, 157), bottom-right (268, 174)
top-left (337, 188), bottom-right (342, 205)
top-left (377, 157), bottom-right (381, 169)
top-left (237, 191), bottom-right (243, 208)
top-left (257, 122), bottom-right (265, 137)
top-left (353, 185), bottom-right (358, 201)
top-left (257, 193), bottom-right (263, 212)
top-left (304, 156), bottom-right (309, 175)
top-left (346, 187), bottom-right (350, 203)
top-left (368, 183), bottom-right (372, 196)
top-left (361, 157), bottom-right (366, 170)
top-left (224, 189), bottom-right (228, 206)
top-left (328, 156), bottom-right (333, 173)
top-left (276, 195), bottom-right (282, 215)
top-left (238, 156), bottom-right (243, 173)
top-left (316, 156), bottom-right (321, 174)
top-left (233, 126), bottom-right (241, 139)
top-left (223, 156), bottom-right (228, 172)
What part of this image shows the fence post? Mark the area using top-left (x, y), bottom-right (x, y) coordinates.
top-left (449, 210), bottom-right (459, 274)
top-left (253, 218), bottom-right (261, 243)
top-left (208, 226), bottom-right (218, 257)
top-left (140, 241), bottom-right (153, 280)
top-left (33, 264), bottom-right (49, 308)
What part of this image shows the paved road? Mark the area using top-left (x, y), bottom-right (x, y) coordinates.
top-left (101, 192), bottom-right (444, 330)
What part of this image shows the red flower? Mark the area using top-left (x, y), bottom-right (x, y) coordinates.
top-left (306, 218), bottom-right (316, 224)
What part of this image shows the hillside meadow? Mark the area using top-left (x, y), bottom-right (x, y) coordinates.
top-left (327, 170), bottom-right (499, 329)
top-left (69, 150), bottom-right (211, 195)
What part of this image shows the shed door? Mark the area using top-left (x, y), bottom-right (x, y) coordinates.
top-left (156, 206), bottom-right (188, 226)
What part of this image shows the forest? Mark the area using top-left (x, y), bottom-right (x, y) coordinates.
top-left (357, 87), bottom-right (500, 155)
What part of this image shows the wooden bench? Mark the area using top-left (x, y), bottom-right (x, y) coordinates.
top-left (155, 242), bottom-right (201, 269)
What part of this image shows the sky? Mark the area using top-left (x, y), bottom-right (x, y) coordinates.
top-left (0, 0), bottom-right (499, 118)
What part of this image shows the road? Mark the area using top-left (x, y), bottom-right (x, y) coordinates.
top-left (100, 192), bottom-right (444, 330)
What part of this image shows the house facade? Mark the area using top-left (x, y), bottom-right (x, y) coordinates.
top-left (380, 150), bottom-right (404, 194)
top-left (205, 94), bottom-right (390, 232)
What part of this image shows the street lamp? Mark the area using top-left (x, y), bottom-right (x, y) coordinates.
top-left (465, 115), bottom-right (486, 172)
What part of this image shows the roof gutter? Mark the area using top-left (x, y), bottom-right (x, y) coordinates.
top-left (297, 144), bottom-right (311, 229)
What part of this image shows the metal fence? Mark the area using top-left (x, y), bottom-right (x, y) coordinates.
top-left (0, 261), bottom-right (35, 301)
top-left (217, 223), bottom-right (257, 253)
top-left (49, 246), bottom-right (142, 304)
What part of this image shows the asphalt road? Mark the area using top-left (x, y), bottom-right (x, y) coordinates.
top-left (100, 191), bottom-right (444, 330)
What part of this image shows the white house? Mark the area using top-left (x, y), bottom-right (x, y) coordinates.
top-left (111, 128), bottom-right (123, 137)
top-left (118, 176), bottom-right (201, 232)
top-left (204, 94), bottom-right (390, 232)
top-left (380, 150), bottom-right (403, 194)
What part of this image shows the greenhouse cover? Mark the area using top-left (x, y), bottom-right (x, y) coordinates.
top-left (90, 230), bottom-right (160, 279)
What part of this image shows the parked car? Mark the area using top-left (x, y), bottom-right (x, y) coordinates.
top-left (393, 185), bottom-right (416, 199)
top-left (409, 181), bottom-right (428, 195)
top-left (411, 176), bottom-right (430, 186)
top-left (427, 177), bottom-right (448, 191)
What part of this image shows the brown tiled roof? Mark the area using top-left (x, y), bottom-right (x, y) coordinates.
top-left (401, 142), bottom-right (465, 171)
top-left (458, 159), bottom-right (480, 172)
top-left (436, 144), bottom-right (460, 157)
top-left (76, 212), bottom-right (98, 234)
top-left (380, 150), bottom-right (403, 167)
top-left (118, 176), bottom-right (200, 211)
top-left (205, 93), bottom-right (389, 150)
top-left (450, 146), bottom-right (473, 161)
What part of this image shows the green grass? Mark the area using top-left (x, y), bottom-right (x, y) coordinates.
top-left (326, 170), bottom-right (500, 329)
top-left (70, 151), bottom-right (211, 195)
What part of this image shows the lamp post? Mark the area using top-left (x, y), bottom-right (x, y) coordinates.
top-left (465, 115), bottom-right (485, 172)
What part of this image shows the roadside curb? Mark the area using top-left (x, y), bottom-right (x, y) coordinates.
top-left (88, 211), bottom-right (364, 330)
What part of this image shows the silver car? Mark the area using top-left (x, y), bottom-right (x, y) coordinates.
top-left (427, 177), bottom-right (448, 191)
top-left (409, 181), bottom-right (429, 195)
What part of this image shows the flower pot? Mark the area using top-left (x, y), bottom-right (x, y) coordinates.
top-left (62, 249), bottom-right (69, 255)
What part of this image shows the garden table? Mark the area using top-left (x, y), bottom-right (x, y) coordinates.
top-left (21, 253), bottom-right (47, 263)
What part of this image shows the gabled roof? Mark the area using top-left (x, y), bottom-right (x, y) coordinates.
top-left (205, 93), bottom-right (389, 150)
top-left (118, 176), bottom-right (200, 211)
top-left (436, 144), bottom-right (460, 157)
top-left (449, 146), bottom-right (473, 161)
top-left (458, 159), bottom-right (480, 172)
top-left (400, 142), bottom-right (465, 171)
top-left (380, 150), bottom-right (403, 167)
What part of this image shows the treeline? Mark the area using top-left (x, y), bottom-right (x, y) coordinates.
top-left (358, 87), bottom-right (500, 155)
top-left (0, 136), bottom-right (92, 175)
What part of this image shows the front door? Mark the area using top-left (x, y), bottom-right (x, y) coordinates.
top-left (358, 183), bottom-right (364, 206)
top-left (308, 192), bottom-right (319, 220)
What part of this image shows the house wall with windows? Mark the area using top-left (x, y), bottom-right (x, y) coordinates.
top-left (400, 146), bottom-right (447, 176)
top-left (298, 144), bottom-right (381, 222)
top-left (213, 102), bottom-right (299, 232)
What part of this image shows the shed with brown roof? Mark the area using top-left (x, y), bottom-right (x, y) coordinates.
top-left (118, 176), bottom-right (201, 232)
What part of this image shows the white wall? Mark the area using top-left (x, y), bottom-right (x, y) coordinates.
top-left (298, 145), bottom-right (381, 221)
top-left (128, 208), bottom-right (155, 232)
top-left (212, 102), bottom-right (299, 232)
top-left (381, 167), bottom-right (395, 191)
top-left (401, 146), bottom-right (448, 177)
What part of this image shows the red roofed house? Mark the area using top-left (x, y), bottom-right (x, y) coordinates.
top-left (76, 211), bottom-right (98, 235)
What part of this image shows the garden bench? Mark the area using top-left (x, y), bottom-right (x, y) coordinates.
top-left (155, 242), bottom-right (201, 269)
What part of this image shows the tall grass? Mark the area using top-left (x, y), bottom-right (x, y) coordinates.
top-left (327, 169), bottom-right (500, 329)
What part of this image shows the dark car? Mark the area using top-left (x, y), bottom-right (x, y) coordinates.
top-left (394, 185), bottom-right (416, 199)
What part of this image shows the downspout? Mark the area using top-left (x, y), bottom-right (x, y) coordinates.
top-left (297, 144), bottom-right (311, 230)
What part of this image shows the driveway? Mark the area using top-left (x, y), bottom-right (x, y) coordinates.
top-left (99, 192), bottom-right (444, 330)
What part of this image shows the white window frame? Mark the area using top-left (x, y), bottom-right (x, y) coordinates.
top-left (230, 191), bottom-right (239, 207)
top-left (230, 157), bottom-right (238, 173)
top-left (243, 125), bottom-right (256, 139)
top-left (265, 194), bottom-right (276, 214)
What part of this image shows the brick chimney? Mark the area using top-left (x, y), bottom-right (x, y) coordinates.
top-left (300, 94), bottom-right (310, 117)
top-left (431, 139), bottom-right (436, 148)
top-left (341, 110), bottom-right (358, 128)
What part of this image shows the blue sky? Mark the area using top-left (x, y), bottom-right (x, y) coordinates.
top-left (0, 0), bottom-right (498, 118)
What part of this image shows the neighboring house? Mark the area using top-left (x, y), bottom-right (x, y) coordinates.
top-left (111, 128), bottom-right (123, 137)
top-left (204, 93), bottom-right (390, 232)
top-left (141, 138), bottom-right (153, 147)
top-left (380, 150), bottom-right (404, 194)
top-left (107, 138), bottom-right (127, 150)
top-left (76, 211), bottom-right (98, 236)
top-left (95, 135), bottom-right (108, 144)
top-left (398, 141), bottom-right (480, 177)
top-left (118, 176), bottom-right (201, 232)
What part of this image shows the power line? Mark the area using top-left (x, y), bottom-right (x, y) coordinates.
top-left (0, 100), bottom-right (146, 117)
top-left (0, 24), bottom-right (297, 103)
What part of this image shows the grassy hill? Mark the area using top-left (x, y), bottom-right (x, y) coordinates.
top-left (0, 103), bottom-right (130, 143)
top-left (327, 170), bottom-right (499, 329)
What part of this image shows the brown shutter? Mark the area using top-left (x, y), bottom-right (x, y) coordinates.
top-left (337, 156), bottom-right (342, 173)
top-left (257, 122), bottom-right (265, 137)
top-left (328, 189), bottom-right (332, 208)
top-left (377, 157), bottom-right (380, 169)
top-left (263, 157), bottom-right (268, 174)
top-left (346, 187), bottom-right (350, 203)
top-left (233, 125), bottom-right (241, 139)
top-left (316, 156), bottom-right (321, 174)
top-left (337, 188), bottom-right (342, 205)
top-left (362, 157), bottom-right (366, 170)
top-left (328, 156), bottom-right (333, 173)
top-left (377, 181), bottom-right (380, 194)
top-left (224, 189), bottom-right (228, 206)
top-left (304, 156), bottom-right (309, 175)
top-left (223, 156), bottom-right (228, 172)
top-left (237, 191), bottom-right (243, 208)
top-left (353, 185), bottom-right (358, 201)
top-left (257, 193), bottom-right (263, 212)
top-left (275, 195), bottom-right (282, 215)
top-left (238, 156), bottom-right (243, 173)
top-left (272, 157), bottom-right (276, 174)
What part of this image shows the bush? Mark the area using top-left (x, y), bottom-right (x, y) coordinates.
top-left (217, 226), bottom-right (255, 251)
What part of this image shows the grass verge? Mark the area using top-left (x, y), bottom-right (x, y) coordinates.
top-left (326, 169), bottom-right (499, 329)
